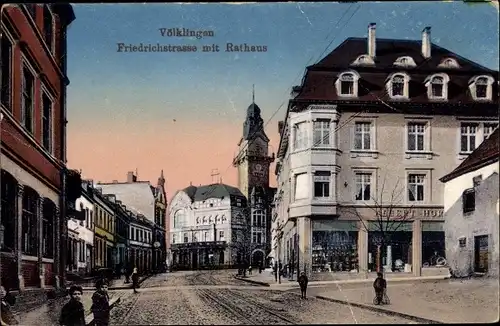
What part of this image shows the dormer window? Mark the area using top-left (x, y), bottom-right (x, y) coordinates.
top-left (335, 71), bottom-right (360, 97)
top-left (387, 73), bottom-right (410, 99)
top-left (438, 58), bottom-right (460, 69)
top-left (393, 56), bottom-right (417, 68)
top-left (425, 73), bottom-right (450, 100)
top-left (351, 55), bottom-right (375, 66)
top-left (469, 75), bottom-right (494, 101)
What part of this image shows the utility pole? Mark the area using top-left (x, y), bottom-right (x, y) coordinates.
top-left (210, 169), bottom-right (220, 184)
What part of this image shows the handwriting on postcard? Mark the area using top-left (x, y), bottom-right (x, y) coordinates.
top-left (117, 27), bottom-right (268, 53)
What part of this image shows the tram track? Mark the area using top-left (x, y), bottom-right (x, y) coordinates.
top-left (197, 288), bottom-right (298, 325)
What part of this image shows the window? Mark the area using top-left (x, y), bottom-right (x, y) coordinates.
top-left (22, 188), bottom-right (38, 256)
top-left (313, 120), bottom-right (330, 146)
top-left (183, 233), bottom-right (188, 243)
top-left (475, 77), bottom-right (488, 99)
top-left (408, 174), bottom-right (425, 202)
top-left (193, 232), bottom-right (198, 242)
top-left (1, 173), bottom-right (16, 252)
top-left (351, 55), bottom-right (375, 66)
top-left (314, 171), bottom-right (330, 198)
top-left (1, 33), bottom-right (13, 111)
top-left (460, 123), bottom-right (478, 153)
top-left (391, 75), bottom-right (405, 97)
top-left (21, 65), bottom-right (35, 133)
top-left (79, 241), bottom-right (85, 262)
top-left (462, 189), bottom-right (475, 214)
top-left (43, 5), bottom-right (53, 52)
top-left (252, 231), bottom-right (263, 244)
top-left (438, 58), bottom-right (460, 69)
top-left (394, 56), bottom-right (417, 67)
top-left (204, 231), bottom-right (208, 241)
top-left (354, 122), bottom-right (371, 150)
top-left (483, 123), bottom-right (498, 140)
top-left (294, 173), bottom-right (309, 200)
top-left (293, 122), bottom-right (308, 150)
top-left (339, 73), bottom-right (355, 96)
top-left (172, 234), bottom-right (177, 244)
top-left (219, 231), bottom-right (224, 241)
top-left (355, 173), bottom-right (372, 201)
top-left (430, 76), bottom-right (444, 98)
top-left (252, 210), bottom-right (265, 227)
top-left (407, 122), bottom-right (426, 151)
top-left (458, 237), bottom-right (466, 248)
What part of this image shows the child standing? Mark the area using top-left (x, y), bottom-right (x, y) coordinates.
top-left (91, 279), bottom-right (111, 326)
top-left (59, 285), bottom-right (85, 326)
top-left (298, 271), bottom-right (309, 299)
top-left (373, 272), bottom-right (387, 305)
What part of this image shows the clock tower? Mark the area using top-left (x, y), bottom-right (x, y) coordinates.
top-left (232, 87), bottom-right (275, 267)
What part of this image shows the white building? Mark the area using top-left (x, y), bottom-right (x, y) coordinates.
top-left (128, 215), bottom-right (153, 273)
top-left (67, 182), bottom-right (94, 275)
top-left (168, 183), bottom-right (248, 269)
top-left (440, 128), bottom-right (499, 277)
top-left (271, 24), bottom-right (498, 278)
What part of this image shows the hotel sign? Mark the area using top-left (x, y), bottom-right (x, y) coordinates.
top-left (380, 208), bottom-right (444, 219)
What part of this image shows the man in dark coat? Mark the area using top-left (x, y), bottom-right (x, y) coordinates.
top-left (60, 285), bottom-right (85, 326)
top-left (91, 279), bottom-right (111, 326)
top-left (298, 271), bottom-right (309, 299)
top-left (373, 272), bottom-right (387, 305)
top-left (131, 268), bottom-right (140, 294)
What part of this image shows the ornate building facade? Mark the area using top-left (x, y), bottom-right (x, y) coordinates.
top-left (232, 96), bottom-right (276, 267)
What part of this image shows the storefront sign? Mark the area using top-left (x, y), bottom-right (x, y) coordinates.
top-left (380, 208), bottom-right (444, 219)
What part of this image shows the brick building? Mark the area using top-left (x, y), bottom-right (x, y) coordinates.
top-left (1, 3), bottom-right (75, 296)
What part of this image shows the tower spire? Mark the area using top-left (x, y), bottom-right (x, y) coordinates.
top-left (252, 84), bottom-right (255, 103)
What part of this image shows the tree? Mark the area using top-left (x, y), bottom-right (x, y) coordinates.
top-left (230, 206), bottom-right (253, 277)
top-left (345, 176), bottom-right (415, 274)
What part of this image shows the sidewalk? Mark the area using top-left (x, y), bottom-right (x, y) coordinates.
top-left (236, 268), bottom-right (451, 288)
top-left (312, 278), bottom-right (499, 323)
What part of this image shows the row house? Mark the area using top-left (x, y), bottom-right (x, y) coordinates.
top-left (1, 3), bottom-right (76, 300)
top-left (92, 187), bottom-right (115, 270)
top-left (67, 181), bottom-right (94, 275)
top-left (271, 23), bottom-right (498, 278)
top-left (129, 215), bottom-right (153, 273)
top-left (97, 171), bottom-right (168, 272)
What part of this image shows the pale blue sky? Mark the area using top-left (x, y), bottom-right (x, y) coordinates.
top-left (66, 2), bottom-right (499, 128)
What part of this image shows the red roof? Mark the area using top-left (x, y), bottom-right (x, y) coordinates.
top-left (440, 128), bottom-right (500, 182)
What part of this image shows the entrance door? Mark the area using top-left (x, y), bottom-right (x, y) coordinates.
top-left (192, 251), bottom-right (198, 270)
top-left (474, 235), bottom-right (489, 273)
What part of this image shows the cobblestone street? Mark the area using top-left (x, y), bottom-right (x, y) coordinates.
top-left (109, 270), bottom-right (419, 325)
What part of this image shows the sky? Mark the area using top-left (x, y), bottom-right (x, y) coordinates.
top-left (66, 1), bottom-right (499, 202)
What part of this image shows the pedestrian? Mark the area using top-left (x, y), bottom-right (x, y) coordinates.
top-left (298, 271), bottom-right (309, 299)
top-left (131, 267), bottom-right (139, 294)
top-left (91, 279), bottom-right (111, 326)
top-left (1, 286), bottom-right (18, 325)
top-left (59, 285), bottom-right (85, 326)
top-left (373, 272), bottom-right (387, 305)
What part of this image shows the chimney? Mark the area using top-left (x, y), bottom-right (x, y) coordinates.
top-left (278, 121), bottom-right (284, 135)
top-left (421, 26), bottom-right (431, 59)
top-left (368, 23), bottom-right (376, 58)
top-left (127, 171), bottom-right (136, 183)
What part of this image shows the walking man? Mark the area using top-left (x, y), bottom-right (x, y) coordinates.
top-left (298, 271), bottom-right (309, 299)
top-left (131, 267), bottom-right (140, 294)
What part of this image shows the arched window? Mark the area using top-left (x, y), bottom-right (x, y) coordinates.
top-left (335, 71), bottom-right (360, 97)
top-left (252, 210), bottom-right (265, 227)
top-left (469, 75), bottom-right (494, 101)
top-left (351, 55), bottom-right (375, 66)
top-left (22, 186), bottom-right (39, 256)
top-left (438, 58), bottom-right (460, 69)
top-left (173, 209), bottom-right (186, 228)
top-left (183, 233), bottom-right (188, 243)
top-left (387, 73), bottom-right (410, 99)
top-left (393, 56), bottom-right (417, 67)
top-left (426, 73), bottom-right (450, 100)
top-left (42, 199), bottom-right (56, 258)
top-left (1, 170), bottom-right (17, 252)
top-left (475, 77), bottom-right (488, 99)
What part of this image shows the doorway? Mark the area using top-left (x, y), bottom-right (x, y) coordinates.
top-left (474, 235), bottom-right (489, 273)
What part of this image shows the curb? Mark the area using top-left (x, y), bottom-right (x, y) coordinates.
top-left (233, 275), bottom-right (270, 287)
top-left (85, 296), bottom-right (121, 326)
top-left (313, 294), bottom-right (443, 324)
top-left (269, 274), bottom-right (450, 288)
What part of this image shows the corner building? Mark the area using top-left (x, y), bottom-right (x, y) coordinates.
top-left (1, 4), bottom-right (75, 294)
top-left (272, 23), bottom-right (498, 277)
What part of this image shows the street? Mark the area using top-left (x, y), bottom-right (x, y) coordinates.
top-left (108, 270), bottom-right (417, 325)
